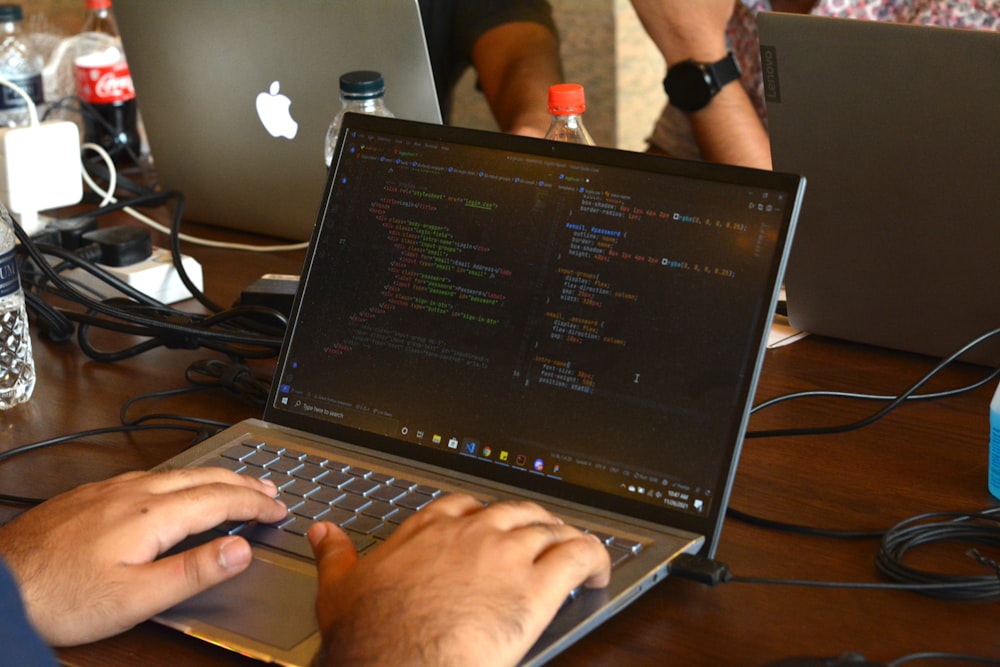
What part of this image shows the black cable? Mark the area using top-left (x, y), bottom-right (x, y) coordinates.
top-left (873, 509), bottom-right (1000, 601)
top-left (727, 574), bottom-right (991, 594)
top-left (118, 384), bottom-right (232, 430)
top-left (727, 328), bottom-right (1000, 538)
top-left (750, 366), bottom-right (1000, 415)
top-left (162, 190), bottom-right (224, 313)
top-left (12, 212), bottom-right (287, 360)
top-left (117, 360), bottom-right (269, 425)
top-left (0, 422), bottom-right (226, 509)
top-left (159, 189), bottom-right (289, 339)
top-left (745, 327), bottom-right (1000, 440)
top-left (725, 507), bottom-right (884, 540)
top-left (72, 301), bottom-right (284, 362)
top-left (56, 185), bottom-right (285, 335)
top-left (184, 358), bottom-right (272, 406)
top-left (0, 424), bottom-right (204, 467)
top-left (678, 508), bottom-right (1000, 602)
top-left (43, 95), bottom-right (149, 171)
top-left (21, 289), bottom-right (74, 342)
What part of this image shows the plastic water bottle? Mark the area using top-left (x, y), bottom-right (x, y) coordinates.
top-left (544, 83), bottom-right (595, 146)
top-left (73, 0), bottom-right (141, 165)
top-left (324, 70), bottom-right (394, 167)
top-left (0, 201), bottom-right (35, 409)
top-left (990, 380), bottom-right (1000, 500)
top-left (0, 3), bottom-right (45, 128)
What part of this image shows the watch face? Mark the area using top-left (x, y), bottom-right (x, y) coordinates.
top-left (665, 62), bottom-right (714, 113)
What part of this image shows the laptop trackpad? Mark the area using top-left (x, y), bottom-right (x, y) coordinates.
top-left (161, 554), bottom-right (319, 650)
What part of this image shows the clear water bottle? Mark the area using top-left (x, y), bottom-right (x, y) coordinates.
top-left (990, 379), bottom-right (1000, 500)
top-left (544, 83), bottom-right (595, 146)
top-left (0, 201), bottom-right (35, 409)
top-left (324, 70), bottom-right (394, 167)
top-left (0, 3), bottom-right (45, 129)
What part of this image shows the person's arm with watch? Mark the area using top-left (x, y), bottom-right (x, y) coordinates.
top-left (631, 0), bottom-right (772, 170)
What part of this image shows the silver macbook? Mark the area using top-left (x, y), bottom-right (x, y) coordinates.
top-left (114, 0), bottom-right (442, 241)
top-left (153, 113), bottom-right (804, 666)
top-left (760, 13), bottom-right (1000, 366)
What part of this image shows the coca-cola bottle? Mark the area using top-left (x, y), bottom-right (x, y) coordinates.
top-left (73, 0), bottom-right (140, 165)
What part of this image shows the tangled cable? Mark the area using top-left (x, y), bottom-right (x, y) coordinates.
top-left (875, 508), bottom-right (1000, 601)
top-left (12, 194), bottom-right (288, 362)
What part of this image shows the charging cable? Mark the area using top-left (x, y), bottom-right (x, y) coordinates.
top-left (0, 74), bottom-right (40, 126)
top-left (746, 326), bottom-right (1000, 440)
top-left (672, 507), bottom-right (1000, 601)
top-left (13, 215), bottom-right (286, 360)
top-left (81, 141), bottom-right (309, 253)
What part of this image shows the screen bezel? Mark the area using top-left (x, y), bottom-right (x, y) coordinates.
top-left (263, 113), bottom-right (805, 555)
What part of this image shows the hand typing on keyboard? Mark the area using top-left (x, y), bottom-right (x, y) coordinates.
top-left (0, 468), bottom-right (287, 647)
top-left (0, 467), bottom-right (611, 667)
top-left (308, 493), bottom-right (612, 667)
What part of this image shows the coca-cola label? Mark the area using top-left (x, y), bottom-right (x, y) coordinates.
top-left (0, 74), bottom-right (44, 110)
top-left (0, 248), bottom-right (21, 299)
top-left (76, 60), bottom-right (136, 104)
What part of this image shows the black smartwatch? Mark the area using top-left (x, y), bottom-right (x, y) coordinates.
top-left (663, 52), bottom-right (741, 113)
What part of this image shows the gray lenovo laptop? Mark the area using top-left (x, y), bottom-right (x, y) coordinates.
top-left (114, 0), bottom-right (442, 241)
top-left (760, 13), bottom-right (1000, 366)
top-left (153, 113), bottom-right (804, 666)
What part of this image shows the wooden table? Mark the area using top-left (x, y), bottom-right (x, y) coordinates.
top-left (2, 222), bottom-right (997, 667)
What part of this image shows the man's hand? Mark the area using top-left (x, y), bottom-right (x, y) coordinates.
top-left (309, 494), bottom-right (611, 667)
top-left (0, 468), bottom-right (287, 646)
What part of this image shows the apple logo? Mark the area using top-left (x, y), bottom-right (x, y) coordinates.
top-left (255, 80), bottom-right (299, 139)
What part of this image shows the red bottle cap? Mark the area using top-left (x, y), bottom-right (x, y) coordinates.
top-left (548, 83), bottom-right (586, 115)
top-left (87, 0), bottom-right (112, 9)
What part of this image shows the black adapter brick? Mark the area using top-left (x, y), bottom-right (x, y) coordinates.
top-left (81, 226), bottom-right (154, 267)
top-left (48, 216), bottom-right (100, 250)
top-left (240, 274), bottom-right (300, 316)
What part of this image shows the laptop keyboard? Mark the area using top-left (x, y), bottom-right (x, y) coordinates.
top-left (203, 436), bottom-right (644, 572)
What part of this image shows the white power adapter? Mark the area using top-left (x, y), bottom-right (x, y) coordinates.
top-left (0, 120), bottom-right (83, 235)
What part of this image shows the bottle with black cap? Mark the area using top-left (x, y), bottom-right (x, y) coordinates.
top-left (0, 3), bottom-right (45, 128)
top-left (324, 70), bottom-right (395, 167)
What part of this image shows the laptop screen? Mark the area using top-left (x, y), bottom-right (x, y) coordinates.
top-left (267, 114), bottom-right (802, 537)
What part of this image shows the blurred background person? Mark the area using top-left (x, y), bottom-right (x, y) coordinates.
top-left (633, 0), bottom-right (999, 169)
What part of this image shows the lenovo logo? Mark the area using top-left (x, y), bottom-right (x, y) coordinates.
top-left (761, 45), bottom-right (781, 103)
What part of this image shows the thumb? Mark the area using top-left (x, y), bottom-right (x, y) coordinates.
top-left (308, 521), bottom-right (358, 581)
top-left (92, 536), bottom-right (255, 639)
top-left (155, 534), bottom-right (255, 596)
top-left (308, 522), bottom-right (360, 659)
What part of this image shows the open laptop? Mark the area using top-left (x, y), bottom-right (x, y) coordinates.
top-left (153, 113), bottom-right (804, 665)
top-left (114, 0), bottom-right (442, 241)
top-left (760, 13), bottom-right (1000, 366)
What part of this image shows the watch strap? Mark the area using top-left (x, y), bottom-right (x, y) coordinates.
top-left (707, 52), bottom-right (741, 92)
top-left (663, 51), bottom-right (741, 113)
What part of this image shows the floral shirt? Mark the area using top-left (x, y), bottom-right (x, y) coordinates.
top-left (648, 0), bottom-right (1000, 159)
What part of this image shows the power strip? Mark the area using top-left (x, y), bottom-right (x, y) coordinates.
top-left (63, 246), bottom-right (204, 305)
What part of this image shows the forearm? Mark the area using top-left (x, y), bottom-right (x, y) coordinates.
top-left (472, 21), bottom-right (563, 137)
top-left (632, 0), bottom-right (771, 169)
top-left (687, 84), bottom-right (772, 170)
top-left (631, 0), bottom-right (733, 64)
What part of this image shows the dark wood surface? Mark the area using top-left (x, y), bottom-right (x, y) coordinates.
top-left (2, 221), bottom-right (997, 667)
